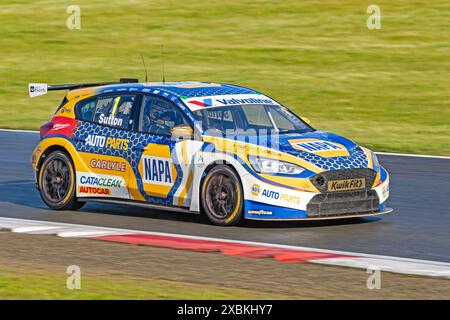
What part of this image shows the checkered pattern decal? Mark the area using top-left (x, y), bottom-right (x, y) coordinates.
top-left (72, 121), bottom-right (183, 205)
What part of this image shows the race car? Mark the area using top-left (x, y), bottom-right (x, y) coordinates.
top-left (29, 79), bottom-right (392, 226)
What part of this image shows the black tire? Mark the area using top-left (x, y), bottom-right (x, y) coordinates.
top-left (38, 151), bottom-right (85, 210)
top-left (201, 165), bottom-right (243, 226)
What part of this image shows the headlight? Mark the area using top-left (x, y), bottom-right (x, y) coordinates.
top-left (248, 156), bottom-right (305, 175)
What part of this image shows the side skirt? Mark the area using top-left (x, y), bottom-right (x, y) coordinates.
top-left (77, 197), bottom-right (200, 215)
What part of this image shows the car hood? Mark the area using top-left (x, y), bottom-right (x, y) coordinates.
top-left (269, 131), bottom-right (374, 172)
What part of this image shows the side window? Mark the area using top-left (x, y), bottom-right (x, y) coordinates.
top-left (93, 94), bottom-right (136, 130)
top-left (206, 109), bottom-right (235, 130)
top-left (194, 108), bottom-right (236, 134)
top-left (75, 97), bottom-right (96, 122)
top-left (139, 95), bottom-right (188, 135)
top-left (242, 105), bottom-right (272, 129)
top-left (269, 106), bottom-right (300, 131)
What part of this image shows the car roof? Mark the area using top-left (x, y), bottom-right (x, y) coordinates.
top-left (68, 81), bottom-right (280, 112)
top-left (88, 81), bottom-right (259, 97)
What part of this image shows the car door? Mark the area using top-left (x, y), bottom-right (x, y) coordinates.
top-left (130, 94), bottom-right (199, 207)
top-left (73, 93), bottom-right (139, 199)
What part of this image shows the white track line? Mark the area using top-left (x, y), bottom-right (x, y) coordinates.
top-left (0, 217), bottom-right (448, 278)
top-left (312, 257), bottom-right (449, 278)
top-left (58, 230), bottom-right (129, 238)
top-left (12, 226), bottom-right (63, 233)
top-left (0, 129), bottom-right (39, 134)
top-left (376, 151), bottom-right (450, 160)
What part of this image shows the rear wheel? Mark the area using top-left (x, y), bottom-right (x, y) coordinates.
top-left (201, 165), bottom-right (243, 226)
top-left (38, 151), bottom-right (85, 210)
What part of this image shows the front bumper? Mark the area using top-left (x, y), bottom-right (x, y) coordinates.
top-left (243, 166), bottom-right (391, 220)
top-left (245, 203), bottom-right (393, 221)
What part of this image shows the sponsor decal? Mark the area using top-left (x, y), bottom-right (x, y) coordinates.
top-left (206, 110), bottom-right (232, 121)
top-left (253, 186), bottom-right (300, 204)
top-left (85, 135), bottom-right (106, 148)
top-left (328, 178), bottom-right (365, 191)
top-left (289, 138), bottom-right (349, 157)
top-left (80, 175), bottom-right (122, 188)
top-left (248, 210), bottom-right (273, 215)
top-left (60, 106), bottom-right (72, 114)
top-left (85, 135), bottom-right (129, 151)
top-left (90, 158), bottom-right (126, 172)
top-left (382, 184), bottom-right (389, 198)
top-left (295, 141), bottom-right (344, 152)
top-left (188, 98), bottom-right (212, 108)
top-left (280, 194), bottom-right (301, 205)
top-left (251, 184), bottom-right (261, 196)
top-left (215, 97), bottom-right (275, 106)
top-left (106, 137), bottom-right (129, 150)
top-left (78, 186), bottom-right (111, 195)
top-left (142, 156), bottom-right (173, 186)
top-left (53, 123), bottom-right (71, 131)
top-left (99, 114), bottom-right (123, 126)
top-left (30, 85), bottom-right (44, 94)
top-left (77, 173), bottom-right (129, 198)
top-left (183, 94), bottom-right (279, 110)
top-left (29, 83), bottom-right (47, 97)
top-left (262, 189), bottom-right (279, 199)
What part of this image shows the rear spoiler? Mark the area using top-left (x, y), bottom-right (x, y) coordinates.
top-left (28, 78), bottom-right (139, 98)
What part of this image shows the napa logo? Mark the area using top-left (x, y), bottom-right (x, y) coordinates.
top-left (289, 138), bottom-right (349, 157)
top-left (142, 156), bottom-right (173, 186)
top-left (251, 184), bottom-right (261, 196)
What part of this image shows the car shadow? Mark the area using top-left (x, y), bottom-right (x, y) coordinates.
top-left (80, 201), bottom-right (381, 229)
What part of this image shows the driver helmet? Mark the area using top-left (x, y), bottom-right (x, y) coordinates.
top-left (154, 111), bottom-right (176, 129)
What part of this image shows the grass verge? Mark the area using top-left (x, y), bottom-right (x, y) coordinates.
top-left (0, 232), bottom-right (449, 299)
top-left (0, 1), bottom-right (449, 154)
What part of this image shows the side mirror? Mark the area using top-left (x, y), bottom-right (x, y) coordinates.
top-left (301, 116), bottom-right (311, 125)
top-left (171, 124), bottom-right (194, 140)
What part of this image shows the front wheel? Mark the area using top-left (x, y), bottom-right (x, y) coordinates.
top-left (201, 165), bottom-right (243, 226)
top-left (38, 151), bottom-right (85, 210)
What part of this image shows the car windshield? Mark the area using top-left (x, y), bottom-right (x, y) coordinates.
top-left (193, 104), bottom-right (313, 136)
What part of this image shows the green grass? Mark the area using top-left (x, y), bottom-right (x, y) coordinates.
top-left (0, 268), bottom-right (271, 299)
top-left (0, 0), bottom-right (448, 154)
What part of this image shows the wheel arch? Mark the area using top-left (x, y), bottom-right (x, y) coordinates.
top-left (34, 137), bottom-right (87, 178)
top-left (37, 144), bottom-right (72, 171)
top-left (189, 154), bottom-right (249, 213)
top-left (36, 142), bottom-right (85, 211)
top-left (200, 160), bottom-right (243, 192)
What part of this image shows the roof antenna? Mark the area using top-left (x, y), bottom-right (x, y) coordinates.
top-left (161, 45), bottom-right (166, 84)
top-left (140, 54), bottom-right (148, 82)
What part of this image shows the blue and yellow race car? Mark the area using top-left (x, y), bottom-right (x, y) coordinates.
top-left (29, 80), bottom-right (391, 225)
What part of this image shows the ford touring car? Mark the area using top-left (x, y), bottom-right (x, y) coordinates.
top-left (29, 80), bottom-right (391, 225)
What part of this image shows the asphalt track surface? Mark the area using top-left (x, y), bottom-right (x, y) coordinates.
top-left (0, 131), bottom-right (449, 262)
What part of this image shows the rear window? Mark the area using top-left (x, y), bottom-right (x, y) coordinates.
top-left (75, 97), bottom-right (97, 122)
top-left (75, 94), bottom-right (137, 130)
top-left (92, 95), bottom-right (136, 130)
